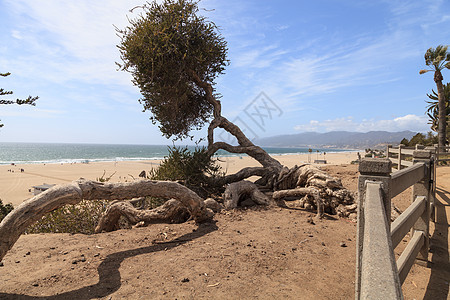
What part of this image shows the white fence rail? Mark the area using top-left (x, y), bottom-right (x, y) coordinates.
top-left (355, 150), bottom-right (434, 299)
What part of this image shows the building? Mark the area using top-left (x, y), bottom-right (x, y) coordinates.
top-left (31, 184), bottom-right (56, 196)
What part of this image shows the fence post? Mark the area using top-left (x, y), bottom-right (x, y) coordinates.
top-left (425, 145), bottom-right (437, 222)
top-left (356, 158), bottom-right (392, 299)
top-left (433, 144), bottom-right (439, 164)
top-left (398, 144), bottom-right (404, 170)
top-left (412, 150), bottom-right (431, 262)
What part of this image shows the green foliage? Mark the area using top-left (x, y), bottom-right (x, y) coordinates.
top-left (1, 72), bottom-right (39, 128)
top-left (400, 132), bottom-right (438, 147)
top-left (400, 138), bottom-right (409, 146)
top-left (25, 200), bottom-right (110, 234)
top-left (0, 199), bottom-right (14, 222)
top-left (24, 147), bottom-right (224, 235)
top-left (97, 170), bottom-right (116, 182)
top-left (26, 172), bottom-right (117, 234)
top-left (423, 45), bottom-right (450, 72)
top-left (426, 83), bottom-right (450, 135)
top-left (148, 146), bottom-right (224, 197)
top-left (117, 0), bottom-right (229, 140)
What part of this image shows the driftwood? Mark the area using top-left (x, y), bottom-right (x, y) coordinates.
top-left (95, 199), bottom-right (190, 232)
top-left (224, 181), bottom-right (271, 209)
top-left (273, 187), bottom-right (323, 217)
top-left (0, 179), bottom-right (213, 262)
top-left (96, 197), bottom-right (224, 232)
top-left (272, 165), bottom-right (354, 216)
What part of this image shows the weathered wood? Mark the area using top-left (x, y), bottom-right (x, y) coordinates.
top-left (223, 180), bottom-right (271, 209)
top-left (273, 165), bottom-right (354, 217)
top-left (0, 179), bottom-right (213, 262)
top-left (95, 199), bottom-right (190, 233)
top-left (359, 182), bottom-right (402, 300)
top-left (273, 187), bottom-right (319, 200)
top-left (214, 166), bottom-right (275, 186)
top-left (390, 196), bottom-right (426, 248)
top-left (397, 231), bottom-right (425, 285)
top-left (388, 148), bottom-right (414, 156)
top-left (390, 163), bottom-right (426, 198)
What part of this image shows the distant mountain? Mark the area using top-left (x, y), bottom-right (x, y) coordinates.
top-left (255, 131), bottom-right (416, 149)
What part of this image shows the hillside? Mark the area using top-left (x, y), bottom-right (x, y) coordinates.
top-left (255, 131), bottom-right (416, 149)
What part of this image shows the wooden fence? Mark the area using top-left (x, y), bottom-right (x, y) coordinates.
top-left (355, 150), bottom-right (435, 299)
top-left (387, 144), bottom-right (450, 168)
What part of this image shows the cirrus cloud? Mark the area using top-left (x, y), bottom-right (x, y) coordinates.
top-left (294, 114), bottom-right (429, 133)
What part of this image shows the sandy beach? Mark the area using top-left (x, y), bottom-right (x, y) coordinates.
top-left (0, 151), bottom-right (361, 207)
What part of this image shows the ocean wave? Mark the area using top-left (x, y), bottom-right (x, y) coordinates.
top-left (0, 156), bottom-right (166, 165)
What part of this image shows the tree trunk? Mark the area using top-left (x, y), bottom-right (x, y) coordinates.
top-left (0, 179), bottom-right (213, 262)
top-left (189, 68), bottom-right (282, 173)
top-left (435, 71), bottom-right (447, 154)
top-left (191, 69), bottom-right (356, 215)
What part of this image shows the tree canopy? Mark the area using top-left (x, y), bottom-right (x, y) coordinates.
top-left (420, 45), bottom-right (450, 78)
top-left (0, 72), bottom-right (38, 128)
top-left (426, 83), bottom-right (450, 135)
top-left (420, 45), bottom-right (450, 151)
top-left (117, 0), bottom-right (229, 140)
top-left (400, 132), bottom-right (437, 147)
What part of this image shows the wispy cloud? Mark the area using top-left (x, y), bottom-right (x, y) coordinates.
top-left (294, 114), bottom-right (429, 132)
top-left (3, 0), bottom-right (143, 87)
top-left (1, 106), bottom-right (66, 118)
top-left (223, 0), bottom-right (450, 115)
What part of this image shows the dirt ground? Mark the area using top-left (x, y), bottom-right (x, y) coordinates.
top-left (0, 164), bottom-right (448, 299)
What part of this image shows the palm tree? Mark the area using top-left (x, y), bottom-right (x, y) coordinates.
top-left (420, 45), bottom-right (450, 154)
top-left (425, 83), bottom-right (450, 140)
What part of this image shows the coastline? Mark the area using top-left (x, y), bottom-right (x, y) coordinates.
top-left (0, 151), bottom-right (362, 207)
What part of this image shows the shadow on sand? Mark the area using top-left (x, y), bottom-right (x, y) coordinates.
top-left (0, 221), bottom-right (218, 300)
top-left (424, 187), bottom-right (449, 300)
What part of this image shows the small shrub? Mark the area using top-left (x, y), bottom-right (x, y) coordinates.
top-left (0, 199), bottom-right (14, 222)
top-left (26, 171), bottom-right (117, 234)
top-left (25, 200), bottom-right (110, 234)
top-left (148, 146), bottom-right (225, 198)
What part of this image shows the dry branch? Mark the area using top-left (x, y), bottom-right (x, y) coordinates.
top-left (0, 179), bottom-right (213, 262)
top-left (273, 165), bottom-right (354, 217)
top-left (224, 181), bottom-right (271, 209)
top-left (95, 199), bottom-right (190, 232)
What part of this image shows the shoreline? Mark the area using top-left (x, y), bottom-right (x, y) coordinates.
top-left (0, 149), bottom-right (361, 166)
top-left (0, 151), bottom-right (362, 207)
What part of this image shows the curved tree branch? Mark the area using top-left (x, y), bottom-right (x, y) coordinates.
top-left (214, 166), bottom-right (274, 186)
top-left (208, 141), bottom-right (282, 169)
top-left (95, 199), bottom-right (190, 233)
top-left (188, 68), bottom-right (282, 171)
top-left (0, 179), bottom-right (213, 262)
top-left (188, 69), bottom-right (221, 118)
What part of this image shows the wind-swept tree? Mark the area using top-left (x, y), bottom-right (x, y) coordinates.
top-left (116, 0), bottom-right (282, 186)
top-left (425, 83), bottom-right (450, 140)
top-left (0, 72), bottom-right (38, 128)
top-left (116, 0), bottom-right (354, 198)
top-left (0, 0), bottom-right (355, 263)
top-left (420, 45), bottom-right (450, 153)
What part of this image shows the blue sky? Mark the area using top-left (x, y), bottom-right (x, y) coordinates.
top-left (1, 0), bottom-right (449, 145)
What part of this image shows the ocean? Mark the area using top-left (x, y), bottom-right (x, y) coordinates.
top-left (0, 143), bottom-right (349, 165)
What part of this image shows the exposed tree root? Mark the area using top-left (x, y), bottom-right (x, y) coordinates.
top-left (95, 199), bottom-right (191, 233)
top-left (96, 197), bottom-right (224, 233)
top-left (273, 165), bottom-right (354, 216)
top-left (0, 179), bottom-right (213, 262)
top-left (223, 181), bottom-right (272, 209)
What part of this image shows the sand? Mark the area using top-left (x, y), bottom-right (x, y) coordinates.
top-left (0, 151), bottom-right (362, 207)
top-left (0, 162), bottom-right (448, 299)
